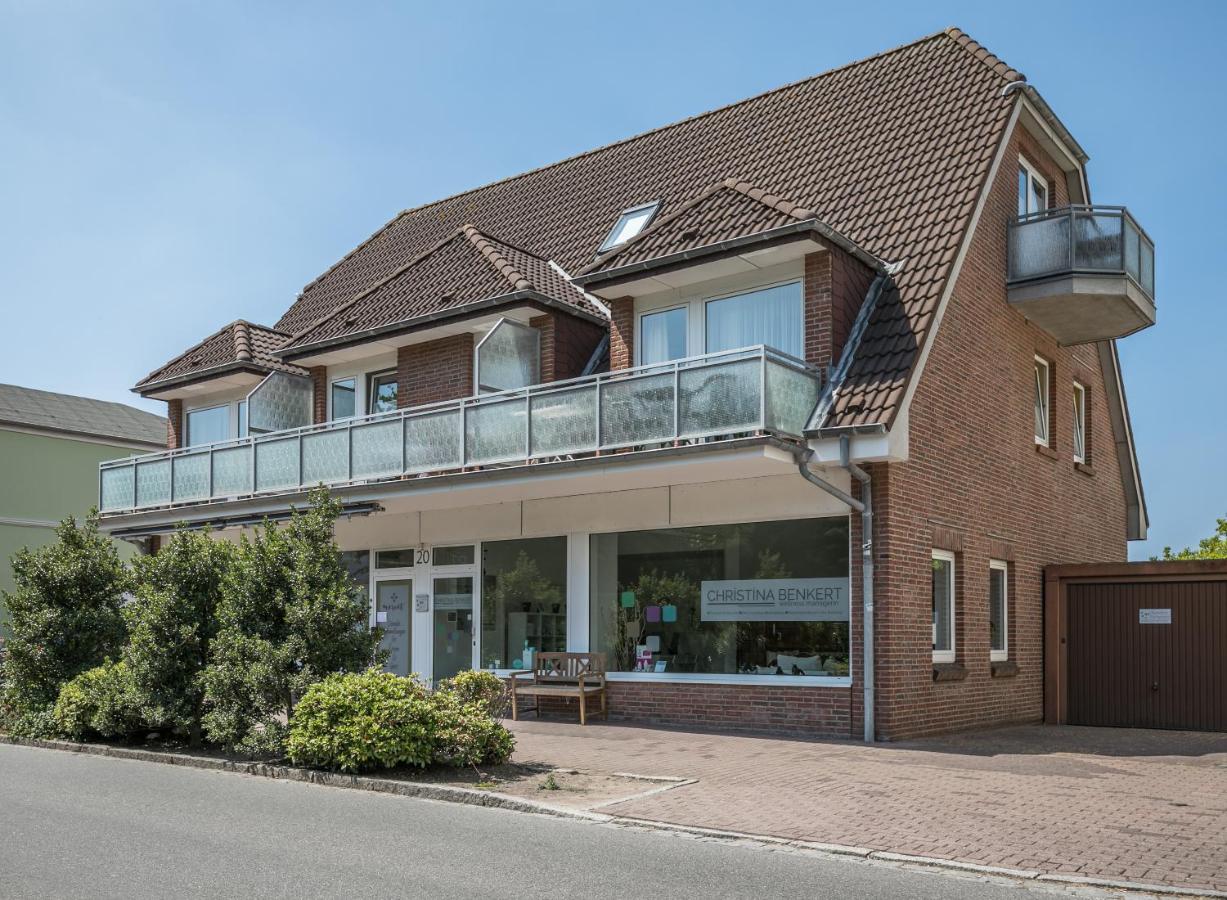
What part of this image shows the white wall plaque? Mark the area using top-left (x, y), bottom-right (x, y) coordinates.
top-left (700, 578), bottom-right (850, 622)
top-left (1139, 608), bottom-right (1171, 625)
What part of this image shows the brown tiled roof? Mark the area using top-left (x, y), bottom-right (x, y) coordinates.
top-left (281, 226), bottom-right (602, 354)
top-left (136, 320), bottom-right (308, 392)
top-left (577, 179), bottom-right (819, 276)
top-left (264, 26), bottom-right (1021, 427)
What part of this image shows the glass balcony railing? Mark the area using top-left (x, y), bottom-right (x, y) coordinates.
top-left (1007, 205), bottom-right (1155, 300)
top-left (99, 346), bottom-right (822, 515)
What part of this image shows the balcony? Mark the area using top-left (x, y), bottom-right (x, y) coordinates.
top-left (1007, 205), bottom-right (1156, 345)
top-left (99, 346), bottom-right (821, 515)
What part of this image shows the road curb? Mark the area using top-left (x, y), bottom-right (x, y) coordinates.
top-left (4, 735), bottom-right (1223, 898)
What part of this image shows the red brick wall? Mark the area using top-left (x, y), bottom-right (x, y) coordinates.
top-left (532, 311), bottom-right (606, 382)
top-left (165, 399), bottom-right (183, 449)
top-left (309, 366), bottom-right (327, 424)
top-left (397, 333), bottom-right (475, 407)
top-left (804, 247), bottom-right (875, 371)
top-left (869, 123), bottom-right (1128, 740)
top-left (609, 297), bottom-right (634, 370)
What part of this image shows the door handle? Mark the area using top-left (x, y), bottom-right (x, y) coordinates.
top-left (1151, 682), bottom-right (1159, 692)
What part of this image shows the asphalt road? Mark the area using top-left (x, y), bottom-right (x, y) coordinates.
top-left (1, 745), bottom-right (1094, 899)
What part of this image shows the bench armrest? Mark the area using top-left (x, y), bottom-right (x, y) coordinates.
top-left (507, 670), bottom-right (535, 682)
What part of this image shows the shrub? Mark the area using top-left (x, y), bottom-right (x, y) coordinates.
top-left (287, 670), bottom-right (436, 773)
top-left (430, 692), bottom-right (515, 768)
top-left (52, 661), bottom-right (143, 742)
top-left (126, 530), bottom-right (233, 744)
top-left (1, 516), bottom-right (129, 736)
top-left (435, 669), bottom-right (508, 717)
top-left (203, 489), bottom-right (382, 753)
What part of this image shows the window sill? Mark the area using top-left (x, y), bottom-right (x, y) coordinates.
top-left (991, 660), bottom-right (1020, 678)
top-left (932, 662), bottom-right (968, 683)
top-left (1074, 461), bottom-right (1096, 477)
top-left (1034, 443), bottom-right (1058, 460)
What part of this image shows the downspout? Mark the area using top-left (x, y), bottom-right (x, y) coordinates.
top-left (795, 435), bottom-right (874, 742)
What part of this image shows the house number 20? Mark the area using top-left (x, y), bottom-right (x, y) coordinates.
top-left (416, 548), bottom-right (431, 565)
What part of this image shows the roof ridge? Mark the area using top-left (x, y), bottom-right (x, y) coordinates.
top-left (232, 321), bottom-right (252, 362)
top-left (281, 29), bottom-right (956, 324)
top-left (135, 318), bottom-right (247, 386)
top-left (722, 178), bottom-right (814, 220)
top-left (942, 27), bottom-right (1025, 83)
top-left (461, 224), bottom-right (534, 291)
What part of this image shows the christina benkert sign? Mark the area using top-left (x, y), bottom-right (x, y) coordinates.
top-left (700, 578), bottom-right (850, 622)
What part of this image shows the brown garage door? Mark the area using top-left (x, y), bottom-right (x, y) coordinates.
top-left (1067, 580), bottom-right (1227, 731)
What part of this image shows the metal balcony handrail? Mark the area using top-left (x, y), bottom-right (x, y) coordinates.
top-left (98, 345), bottom-right (822, 514)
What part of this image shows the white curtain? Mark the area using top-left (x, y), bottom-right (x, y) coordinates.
top-left (705, 282), bottom-right (802, 357)
top-left (640, 307), bottom-right (687, 365)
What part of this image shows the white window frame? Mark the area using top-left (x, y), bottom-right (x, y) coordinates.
top-left (1072, 380), bottom-right (1087, 464)
top-left (183, 397), bottom-right (246, 447)
top-left (1034, 355), bottom-right (1051, 447)
top-left (989, 559), bottom-right (1008, 662)
top-left (636, 303), bottom-right (689, 366)
top-left (932, 549), bottom-right (956, 664)
top-left (366, 369), bottom-right (398, 415)
top-left (598, 201), bottom-right (659, 253)
top-left (1018, 156), bottom-right (1049, 217)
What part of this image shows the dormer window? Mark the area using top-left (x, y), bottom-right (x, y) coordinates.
top-left (598, 201), bottom-right (659, 253)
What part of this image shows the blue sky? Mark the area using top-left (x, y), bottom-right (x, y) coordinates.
top-left (1, 1), bottom-right (1223, 558)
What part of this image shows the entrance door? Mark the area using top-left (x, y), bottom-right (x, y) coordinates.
top-left (376, 579), bottom-right (412, 676)
top-left (432, 574), bottom-right (475, 683)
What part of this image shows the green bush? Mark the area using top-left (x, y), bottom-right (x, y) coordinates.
top-left (52, 661), bottom-right (143, 742)
top-left (1, 516), bottom-right (129, 736)
top-left (287, 670), bottom-right (436, 773)
top-left (435, 669), bottom-right (508, 716)
top-left (430, 692), bottom-right (515, 767)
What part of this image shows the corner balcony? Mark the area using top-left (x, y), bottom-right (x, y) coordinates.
top-left (99, 346), bottom-right (821, 516)
top-left (1007, 205), bottom-right (1156, 345)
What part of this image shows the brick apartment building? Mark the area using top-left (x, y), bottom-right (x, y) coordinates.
top-left (95, 28), bottom-right (1153, 740)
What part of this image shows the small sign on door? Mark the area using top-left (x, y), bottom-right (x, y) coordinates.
top-left (1139, 608), bottom-right (1171, 624)
top-left (414, 593), bottom-right (430, 613)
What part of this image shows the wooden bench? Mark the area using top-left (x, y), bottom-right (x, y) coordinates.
top-left (508, 652), bottom-right (608, 725)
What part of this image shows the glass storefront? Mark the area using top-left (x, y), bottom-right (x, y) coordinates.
top-left (480, 537), bottom-right (567, 669)
top-left (589, 518), bottom-right (850, 677)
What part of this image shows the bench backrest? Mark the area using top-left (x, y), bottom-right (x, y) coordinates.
top-left (534, 652), bottom-right (606, 683)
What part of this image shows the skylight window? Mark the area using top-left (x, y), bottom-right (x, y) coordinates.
top-left (598, 201), bottom-right (659, 253)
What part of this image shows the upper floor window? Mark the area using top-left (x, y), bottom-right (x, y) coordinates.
top-left (640, 306), bottom-right (688, 365)
top-left (367, 370), bottom-right (398, 414)
top-left (705, 281), bottom-right (803, 359)
top-left (237, 400), bottom-right (248, 438)
top-left (1034, 356), bottom-right (1051, 446)
top-left (989, 560), bottom-right (1008, 662)
top-left (599, 201), bottom-right (659, 253)
top-left (932, 550), bottom-right (956, 664)
top-left (331, 377), bottom-right (356, 419)
top-left (1018, 158), bottom-right (1048, 217)
top-left (185, 404), bottom-right (230, 447)
top-left (1073, 381), bottom-right (1087, 464)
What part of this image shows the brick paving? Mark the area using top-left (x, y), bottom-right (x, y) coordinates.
top-left (508, 720), bottom-right (1227, 894)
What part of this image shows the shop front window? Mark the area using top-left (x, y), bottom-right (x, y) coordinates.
top-left (480, 537), bottom-right (567, 669)
top-left (589, 518), bottom-right (850, 677)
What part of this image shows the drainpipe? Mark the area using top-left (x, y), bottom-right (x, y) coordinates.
top-left (796, 435), bottom-right (874, 743)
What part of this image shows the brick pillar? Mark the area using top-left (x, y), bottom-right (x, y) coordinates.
top-left (805, 248), bottom-right (876, 372)
top-left (400, 334), bottom-right (475, 406)
top-left (804, 251), bottom-right (833, 370)
top-left (609, 297), bottom-right (634, 370)
top-left (396, 346), bottom-right (413, 409)
top-left (530, 313), bottom-right (557, 383)
top-left (165, 399), bottom-right (183, 449)
top-left (309, 366), bottom-right (327, 423)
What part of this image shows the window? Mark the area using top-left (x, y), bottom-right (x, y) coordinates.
top-left (1034, 356), bottom-right (1051, 446)
top-left (237, 400), bottom-right (248, 438)
top-left (185, 404), bottom-right (230, 447)
top-left (331, 377), bottom-right (356, 420)
top-left (598, 201), bottom-right (659, 253)
top-left (705, 281), bottom-right (803, 358)
top-left (367, 371), bottom-right (398, 415)
top-left (476, 318), bottom-right (540, 393)
top-left (481, 537), bottom-right (568, 669)
top-left (375, 548), bottom-right (416, 569)
top-left (639, 306), bottom-right (688, 365)
top-left (590, 518), bottom-right (851, 677)
top-left (1017, 158), bottom-right (1048, 217)
top-left (989, 560), bottom-right (1008, 662)
top-left (932, 550), bottom-right (956, 663)
top-left (1073, 381), bottom-right (1087, 464)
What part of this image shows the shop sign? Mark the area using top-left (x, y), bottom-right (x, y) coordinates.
top-left (700, 578), bottom-right (850, 622)
top-left (1139, 608), bottom-right (1171, 625)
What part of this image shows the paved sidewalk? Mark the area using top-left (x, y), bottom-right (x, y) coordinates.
top-left (508, 720), bottom-right (1227, 895)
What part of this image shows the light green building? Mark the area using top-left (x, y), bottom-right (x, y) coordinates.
top-left (0, 384), bottom-right (165, 636)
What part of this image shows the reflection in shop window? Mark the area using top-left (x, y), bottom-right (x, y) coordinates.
top-left (589, 519), bottom-right (850, 677)
top-left (480, 537), bottom-right (567, 669)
